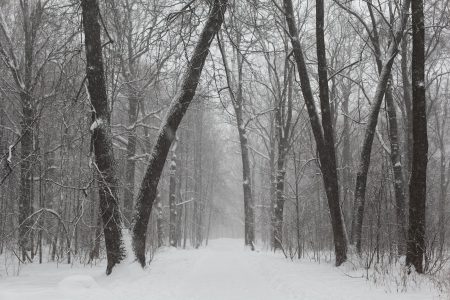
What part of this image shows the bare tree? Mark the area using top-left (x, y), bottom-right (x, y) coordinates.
top-left (132, 0), bottom-right (228, 267)
top-left (282, 0), bottom-right (347, 265)
top-left (338, 0), bottom-right (411, 254)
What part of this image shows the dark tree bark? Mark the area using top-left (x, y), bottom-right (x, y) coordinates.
top-left (283, 0), bottom-right (347, 266)
top-left (407, 0), bottom-right (427, 274)
top-left (131, 0), bottom-right (228, 267)
top-left (81, 0), bottom-right (125, 275)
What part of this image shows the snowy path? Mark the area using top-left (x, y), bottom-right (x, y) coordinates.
top-left (0, 239), bottom-right (442, 300)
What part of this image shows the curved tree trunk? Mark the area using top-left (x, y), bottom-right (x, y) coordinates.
top-left (131, 0), bottom-right (228, 267)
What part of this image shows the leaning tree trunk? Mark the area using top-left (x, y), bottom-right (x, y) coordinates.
top-left (283, 0), bottom-right (347, 266)
top-left (406, 0), bottom-right (427, 274)
top-left (131, 0), bottom-right (228, 267)
top-left (352, 57), bottom-right (399, 254)
top-left (351, 0), bottom-right (411, 254)
top-left (367, 3), bottom-right (407, 255)
top-left (81, 0), bottom-right (125, 275)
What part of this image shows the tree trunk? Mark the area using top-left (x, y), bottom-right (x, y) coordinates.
top-left (283, 0), bottom-right (347, 265)
top-left (193, 105), bottom-right (203, 248)
top-left (124, 92), bottom-right (139, 225)
top-left (434, 105), bottom-right (449, 256)
top-left (81, 0), bottom-right (125, 275)
top-left (272, 150), bottom-right (286, 250)
top-left (406, 0), bottom-right (427, 274)
top-left (217, 29), bottom-right (255, 250)
top-left (18, 0), bottom-right (37, 262)
top-left (385, 86), bottom-right (407, 255)
top-left (367, 3), bottom-right (407, 254)
top-left (272, 67), bottom-right (293, 250)
top-left (131, 0), bottom-right (228, 267)
top-left (341, 83), bottom-right (353, 231)
top-left (19, 92), bottom-right (34, 261)
top-left (155, 192), bottom-right (163, 248)
top-left (169, 144), bottom-right (177, 247)
top-left (89, 207), bottom-right (102, 262)
top-left (351, 0), bottom-right (411, 254)
top-left (401, 37), bottom-right (413, 178)
top-left (237, 121), bottom-right (255, 249)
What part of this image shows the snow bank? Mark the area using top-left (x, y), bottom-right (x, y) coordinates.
top-left (0, 239), bottom-right (446, 300)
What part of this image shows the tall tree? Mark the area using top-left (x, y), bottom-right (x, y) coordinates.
top-left (0, 0), bottom-right (47, 261)
top-left (272, 66), bottom-right (294, 250)
top-left (282, 0), bottom-right (347, 265)
top-left (342, 0), bottom-right (411, 253)
top-left (132, 0), bottom-right (228, 267)
top-left (407, 0), bottom-right (427, 274)
top-left (217, 4), bottom-right (256, 249)
top-left (81, 0), bottom-right (125, 275)
top-left (350, 1), bottom-right (408, 254)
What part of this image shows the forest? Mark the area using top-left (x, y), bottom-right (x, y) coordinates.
top-left (0, 0), bottom-right (449, 299)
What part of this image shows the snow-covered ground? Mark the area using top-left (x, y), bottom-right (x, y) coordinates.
top-left (0, 239), bottom-right (446, 300)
